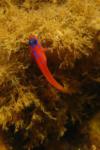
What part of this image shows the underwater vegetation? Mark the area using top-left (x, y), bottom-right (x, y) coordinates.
top-left (0, 0), bottom-right (100, 150)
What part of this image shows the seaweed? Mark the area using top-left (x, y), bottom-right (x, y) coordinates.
top-left (0, 0), bottom-right (100, 150)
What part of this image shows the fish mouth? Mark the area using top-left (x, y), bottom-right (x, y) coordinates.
top-left (29, 34), bottom-right (37, 40)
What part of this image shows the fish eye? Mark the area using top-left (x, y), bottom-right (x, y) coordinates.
top-left (29, 38), bottom-right (38, 46)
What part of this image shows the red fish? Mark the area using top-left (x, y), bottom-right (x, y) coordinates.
top-left (29, 35), bottom-right (67, 93)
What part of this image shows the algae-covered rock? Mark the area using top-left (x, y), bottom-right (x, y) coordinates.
top-left (0, 0), bottom-right (100, 149)
top-left (89, 113), bottom-right (100, 150)
top-left (0, 129), bottom-right (10, 150)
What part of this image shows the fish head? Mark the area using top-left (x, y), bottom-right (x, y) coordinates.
top-left (29, 35), bottom-right (38, 47)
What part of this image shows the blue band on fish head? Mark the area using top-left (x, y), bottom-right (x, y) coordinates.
top-left (29, 38), bottom-right (38, 47)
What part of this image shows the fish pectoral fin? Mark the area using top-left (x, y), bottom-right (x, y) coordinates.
top-left (42, 48), bottom-right (47, 52)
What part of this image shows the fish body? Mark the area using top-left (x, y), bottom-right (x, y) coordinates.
top-left (29, 35), bottom-right (67, 93)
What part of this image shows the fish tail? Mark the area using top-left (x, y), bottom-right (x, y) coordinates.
top-left (37, 61), bottom-right (67, 92)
